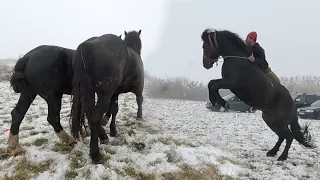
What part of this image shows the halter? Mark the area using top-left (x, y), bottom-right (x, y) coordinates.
top-left (206, 29), bottom-right (250, 65)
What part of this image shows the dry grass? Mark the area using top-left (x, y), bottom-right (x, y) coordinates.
top-left (69, 150), bottom-right (84, 169)
top-left (123, 166), bottom-right (156, 180)
top-left (64, 170), bottom-right (78, 179)
top-left (32, 138), bottom-right (48, 146)
top-left (3, 156), bottom-right (52, 180)
top-left (0, 148), bottom-right (11, 160)
top-left (29, 131), bottom-right (39, 136)
top-left (162, 164), bottom-right (237, 180)
top-left (52, 142), bottom-right (73, 154)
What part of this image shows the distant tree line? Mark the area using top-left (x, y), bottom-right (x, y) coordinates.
top-left (1, 63), bottom-right (320, 101)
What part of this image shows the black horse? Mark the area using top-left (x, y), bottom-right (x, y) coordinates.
top-left (70, 31), bottom-right (143, 163)
top-left (6, 45), bottom-right (76, 155)
top-left (102, 30), bottom-right (144, 137)
top-left (201, 28), bottom-right (315, 161)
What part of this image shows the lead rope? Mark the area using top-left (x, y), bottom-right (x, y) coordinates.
top-left (212, 56), bottom-right (250, 66)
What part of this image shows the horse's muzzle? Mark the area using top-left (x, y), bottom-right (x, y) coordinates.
top-left (203, 56), bottom-right (217, 69)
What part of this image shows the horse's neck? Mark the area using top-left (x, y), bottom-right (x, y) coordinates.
top-left (127, 46), bottom-right (141, 56)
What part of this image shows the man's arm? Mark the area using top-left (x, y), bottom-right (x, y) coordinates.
top-left (252, 46), bottom-right (266, 65)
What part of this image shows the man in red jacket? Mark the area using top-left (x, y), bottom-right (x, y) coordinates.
top-left (246, 31), bottom-right (280, 83)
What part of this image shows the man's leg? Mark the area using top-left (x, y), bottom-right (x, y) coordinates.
top-left (264, 67), bottom-right (280, 83)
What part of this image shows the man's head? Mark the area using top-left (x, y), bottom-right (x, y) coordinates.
top-left (245, 31), bottom-right (257, 46)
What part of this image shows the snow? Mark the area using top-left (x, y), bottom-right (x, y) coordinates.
top-left (0, 81), bottom-right (319, 180)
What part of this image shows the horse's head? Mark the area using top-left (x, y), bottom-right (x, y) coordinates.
top-left (201, 28), bottom-right (220, 69)
top-left (201, 29), bottom-right (252, 69)
top-left (124, 30), bottom-right (142, 55)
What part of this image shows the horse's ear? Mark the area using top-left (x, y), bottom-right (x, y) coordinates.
top-left (119, 34), bottom-right (122, 39)
top-left (138, 30), bottom-right (141, 35)
top-left (124, 31), bottom-right (128, 36)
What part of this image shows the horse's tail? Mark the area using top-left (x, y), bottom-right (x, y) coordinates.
top-left (10, 55), bottom-right (30, 94)
top-left (70, 42), bottom-right (96, 139)
top-left (290, 115), bottom-right (316, 149)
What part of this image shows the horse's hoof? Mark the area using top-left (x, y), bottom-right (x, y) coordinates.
top-left (100, 136), bottom-right (109, 144)
top-left (266, 151), bottom-right (277, 157)
top-left (91, 153), bottom-right (103, 164)
top-left (136, 117), bottom-right (143, 121)
top-left (7, 145), bottom-right (25, 156)
top-left (277, 155), bottom-right (287, 161)
top-left (110, 130), bottom-right (117, 137)
top-left (137, 113), bottom-right (142, 119)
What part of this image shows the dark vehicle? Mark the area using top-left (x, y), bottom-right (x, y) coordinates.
top-left (298, 100), bottom-right (320, 120)
top-left (294, 93), bottom-right (320, 109)
top-left (206, 94), bottom-right (256, 113)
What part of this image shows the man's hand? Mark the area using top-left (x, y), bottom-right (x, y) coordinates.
top-left (248, 54), bottom-right (255, 62)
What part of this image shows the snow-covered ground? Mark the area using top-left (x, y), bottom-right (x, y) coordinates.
top-left (0, 81), bottom-right (319, 180)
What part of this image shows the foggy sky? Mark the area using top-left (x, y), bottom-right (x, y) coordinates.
top-left (1, 0), bottom-right (319, 83)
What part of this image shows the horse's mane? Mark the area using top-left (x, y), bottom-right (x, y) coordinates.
top-left (124, 31), bottom-right (142, 55)
top-left (201, 28), bottom-right (252, 56)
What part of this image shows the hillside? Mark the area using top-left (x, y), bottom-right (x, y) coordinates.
top-left (0, 81), bottom-right (319, 179)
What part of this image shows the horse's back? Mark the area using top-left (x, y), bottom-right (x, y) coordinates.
top-left (75, 34), bottom-right (128, 87)
top-left (24, 45), bottom-right (73, 90)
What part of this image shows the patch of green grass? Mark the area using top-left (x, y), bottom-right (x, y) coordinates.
top-left (3, 120), bottom-right (11, 124)
top-left (123, 167), bottom-right (156, 180)
top-left (162, 164), bottom-right (237, 180)
top-left (132, 142), bottom-right (146, 151)
top-left (64, 170), bottom-right (78, 179)
top-left (0, 148), bottom-right (10, 161)
top-left (83, 169), bottom-right (91, 180)
top-left (69, 150), bottom-right (84, 169)
top-left (172, 139), bottom-right (183, 146)
top-left (52, 142), bottom-right (73, 154)
top-left (4, 156), bottom-right (52, 180)
top-left (110, 136), bottom-right (128, 146)
top-left (21, 126), bottom-right (34, 131)
top-left (41, 130), bottom-right (49, 134)
top-left (33, 138), bottom-right (48, 146)
top-left (172, 139), bottom-right (198, 147)
top-left (124, 167), bottom-right (136, 177)
top-left (158, 137), bottom-right (172, 145)
top-left (30, 131), bottom-right (39, 136)
top-left (127, 129), bottom-right (136, 136)
top-left (26, 116), bottom-right (33, 122)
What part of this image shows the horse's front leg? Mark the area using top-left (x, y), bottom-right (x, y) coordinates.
top-left (208, 78), bottom-right (236, 110)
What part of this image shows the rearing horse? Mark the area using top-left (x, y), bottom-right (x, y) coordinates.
top-left (201, 28), bottom-right (315, 161)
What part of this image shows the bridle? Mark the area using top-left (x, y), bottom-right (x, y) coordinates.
top-left (204, 31), bottom-right (220, 66)
top-left (204, 29), bottom-right (251, 66)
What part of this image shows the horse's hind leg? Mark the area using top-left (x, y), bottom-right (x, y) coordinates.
top-left (89, 92), bottom-right (112, 163)
top-left (7, 92), bottom-right (36, 155)
top-left (136, 93), bottom-right (143, 119)
top-left (46, 93), bottom-right (75, 145)
top-left (109, 94), bottom-right (119, 137)
top-left (262, 112), bottom-right (285, 157)
top-left (96, 93), bottom-right (114, 142)
top-left (262, 112), bottom-right (294, 161)
top-left (267, 137), bottom-right (285, 157)
top-left (277, 127), bottom-right (294, 161)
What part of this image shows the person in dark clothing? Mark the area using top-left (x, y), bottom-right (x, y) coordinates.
top-left (245, 31), bottom-right (280, 83)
